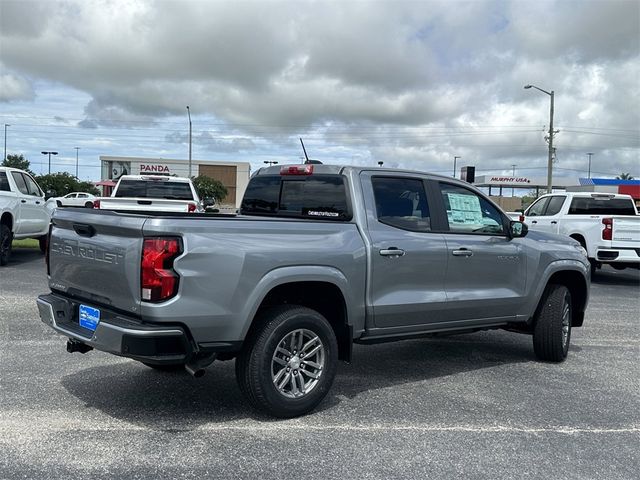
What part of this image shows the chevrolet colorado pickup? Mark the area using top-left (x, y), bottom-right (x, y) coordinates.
top-left (38, 164), bottom-right (590, 417)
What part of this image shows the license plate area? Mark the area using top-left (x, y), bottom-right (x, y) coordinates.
top-left (79, 304), bottom-right (100, 332)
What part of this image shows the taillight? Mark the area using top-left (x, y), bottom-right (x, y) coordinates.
top-left (602, 218), bottom-right (613, 241)
top-left (141, 237), bottom-right (182, 302)
top-left (280, 164), bottom-right (314, 176)
top-left (93, 199), bottom-right (100, 209)
top-left (187, 203), bottom-right (196, 213)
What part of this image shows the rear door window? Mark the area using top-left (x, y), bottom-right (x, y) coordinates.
top-left (0, 172), bottom-right (10, 192)
top-left (544, 196), bottom-right (566, 216)
top-left (10, 172), bottom-right (29, 195)
top-left (23, 174), bottom-right (43, 196)
top-left (371, 177), bottom-right (431, 232)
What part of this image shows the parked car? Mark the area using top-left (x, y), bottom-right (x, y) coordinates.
top-left (48, 192), bottom-right (96, 208)
top-left (0, 166), bottom-right (51, 265)
top-left (93, 175), bottom-right (202, 213)
top-left (38, 164), bottom-right (590, 417)
top-left (522, 192), bottom-right (639, 273)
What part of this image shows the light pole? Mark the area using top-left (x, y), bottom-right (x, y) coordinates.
top-left (511, 164), bottom-right (517, 197)
top-left (377, 161), bottom-right (384, 167)
top-left (186, 106), bottom-right (192, 178)
top-left (587, 152), bottom-right (593, 179)
top-left (74, 147), bottom-right (80, 178)
top-left (41, 151), bottom-right (58, 174)
top-left (453, 156), bottom-right (461, 178)
top-left (3, 124), bottom-right (9, 162)
top-left (524, 84), bottom-right (555, 193)
top-left (263, 161), bottom-right (278, 166)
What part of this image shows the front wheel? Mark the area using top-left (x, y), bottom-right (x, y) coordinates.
top-left (0, 224), bottom-right (13, 266)
top-left (235, 305), bottom-right (338, 418)
top-left (533, 284), bottom-right (572, 362)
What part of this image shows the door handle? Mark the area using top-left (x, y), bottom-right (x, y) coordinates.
top-left (380, 248), bottom-right (405, 257)
top-left (551, 220), bottom-right (557, 224)
top-left (531, 220), bottom-right (537, 224)
top-left (21, 199), bottom-right (27, 203)
top-left (452, 249), bottom-right (473, 257)
top-left (35, 201), bottom-right (41, 205)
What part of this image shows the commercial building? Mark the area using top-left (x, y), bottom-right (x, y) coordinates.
top-left (99, 156), bottom-right (251, 207)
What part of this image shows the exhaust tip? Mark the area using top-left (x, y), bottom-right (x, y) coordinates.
top-left (185, 364), bottom-right (206, 378)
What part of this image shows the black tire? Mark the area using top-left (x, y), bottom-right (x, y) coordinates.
top-left (589, 259), bottom-right (598, 277)
top-left (84, 201), bottom-right (93, 208)
top-left (0, 224), bottom-right (13, 266)
top-left (142, 362), bottom-right (184, 372)
top-left (38, 235), bottom-right (47, 254)
top-left (533, 284), bottom-right (572, 362)
top-left (235, 305), bottom-right (338, 418)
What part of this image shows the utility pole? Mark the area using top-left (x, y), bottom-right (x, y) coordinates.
top-left (587, 152), bottom-right (593, 179)
top-left (524, 84), bottom-right (555, 193)
top-left (512, 164), bottom-right (517, 197)
top-left (453, 156), bottom-right (461, 178)
top-left (186, 106), bottom-right (192, 178)
top-left (3, 124), bottom-right (9, 162)
top-left (74, 147), bottom-right (80, 178)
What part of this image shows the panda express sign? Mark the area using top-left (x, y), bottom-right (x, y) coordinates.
top-left (140, 164), bottom-right (172, 174)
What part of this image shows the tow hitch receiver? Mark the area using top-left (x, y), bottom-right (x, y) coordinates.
top-left (67, 339), bottom-right (93, 354)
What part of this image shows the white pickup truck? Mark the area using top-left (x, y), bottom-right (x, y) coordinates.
top-left (94, 175), bottom-right (203, 213)
top-left (523, 192), bottom-right (640, 274)
top-left (0, 166), bottom-right (51, 265)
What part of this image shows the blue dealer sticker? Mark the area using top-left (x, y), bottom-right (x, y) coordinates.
top-left (79, 304), bottom-right (100, 331)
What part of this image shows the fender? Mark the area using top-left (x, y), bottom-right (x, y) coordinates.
top-left (523, 258), bottom-right (590, 325)
top-left (238, 265), bottom-right (366, 339)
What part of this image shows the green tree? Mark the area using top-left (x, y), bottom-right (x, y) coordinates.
top-left (35, 172), bottom-right (99, 197)
top-left (616, 173), bottom-right (634, 180)
top-left (192, 175), bottom-right (228, 203)
top-left (2, 154), bottom-right (34, 176)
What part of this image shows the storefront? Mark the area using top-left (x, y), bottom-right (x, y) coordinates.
top-left (100, 156), bottom-right (251, 207)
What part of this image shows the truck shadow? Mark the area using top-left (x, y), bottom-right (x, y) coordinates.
top-left (6, 247), bottom-right (44, 266)
top-left (61, 331), bottom-right (533, 430)
top-left (592, 267), bottom-right (640, 286)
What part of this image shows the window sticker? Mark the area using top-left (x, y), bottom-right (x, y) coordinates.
top-left (446, 193), bottom-right (483, 225)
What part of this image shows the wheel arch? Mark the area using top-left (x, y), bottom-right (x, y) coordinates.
top-left (1, 211), bottom-right (13, 231)
top-left (246, 279), bottom-right (353, 362)
top-left (541, 270), bottom-right (589, 327)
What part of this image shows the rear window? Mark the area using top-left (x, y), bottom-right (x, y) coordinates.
top-left (0, 172), bottom-right (9, 192)
top-left (114, 180), bottom-right (194, 200)
top-left (241, 175), bottom-right (351, 220)
top-left (568, 197), bottom-right (636, 215)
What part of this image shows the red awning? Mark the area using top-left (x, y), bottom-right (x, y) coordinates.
top-left (96, 180), bottom-right (116, 187)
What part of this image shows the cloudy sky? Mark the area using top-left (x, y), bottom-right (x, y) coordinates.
top-left (1, 0), bottom-right (638, 183)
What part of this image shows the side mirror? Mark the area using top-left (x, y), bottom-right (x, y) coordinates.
top-left (509, 220), bottom-right (528, 238)
top-left (203, 197), bottom-right (215, 207)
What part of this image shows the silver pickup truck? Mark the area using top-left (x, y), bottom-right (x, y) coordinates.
top-left (38, 164), bottom-right (590, 417)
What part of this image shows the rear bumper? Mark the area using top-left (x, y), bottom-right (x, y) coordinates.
top-left (596, 247), bottom-right (640, 264)
top-left (36, 293), bottom-right (192, 363)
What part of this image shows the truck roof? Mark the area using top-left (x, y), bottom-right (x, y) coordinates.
top-left (116, 175), bottom-right (192, 183)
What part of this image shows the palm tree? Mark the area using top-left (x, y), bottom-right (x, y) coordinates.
top-left (616, 173), bottom-right (634, 180)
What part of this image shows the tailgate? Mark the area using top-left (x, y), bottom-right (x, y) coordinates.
top-left (612, 217), bottom-right (640, 245)
top-left (100, 198), bottom-right (193, 212)
top-left (48, 209), bottom-right (147, 313)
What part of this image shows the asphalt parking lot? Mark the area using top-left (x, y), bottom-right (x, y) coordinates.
top-left (1, 247), bottom-right (638, 479)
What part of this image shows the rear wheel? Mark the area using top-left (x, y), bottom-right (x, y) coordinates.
top-left (533, 284), bottom-right (572, 362)
top-left (235, 305), bottom-right (338, 418)
top-left (84, 201), bottom-right (93, 208)
top-left (0, 224), bottom-right (13, 266)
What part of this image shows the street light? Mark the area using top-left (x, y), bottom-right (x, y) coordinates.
top-left (263, 161), bottom-right (278, 166)
top-left (186, 106), bottom-right (192, 178)
top-left (587, 152), bottom-right (593, 179)
top-left (524, 84), bottom-right (555, 193)
top-left (453, 156), bottom-right (461, 178)
top-left (3, 124), bottom-right (9, 162)
top-left (377, 161), bottom-right (384, 167)
top-left (41, 151), bottom-right (58, 174)
top-left (74, 147), bottom-right (80, 178)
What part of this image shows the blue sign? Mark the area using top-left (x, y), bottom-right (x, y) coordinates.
top-left (79, 304), bottom-right (100, 331)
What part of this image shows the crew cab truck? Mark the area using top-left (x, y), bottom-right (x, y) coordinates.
top-left (94, 175), bottom-right (202, 213)
top-left (523, 192), bottom-right (639, 274)
top-left (1, 167), bottom-right (51, 265)
top-left (38, 164), bottom-right (590, 417)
